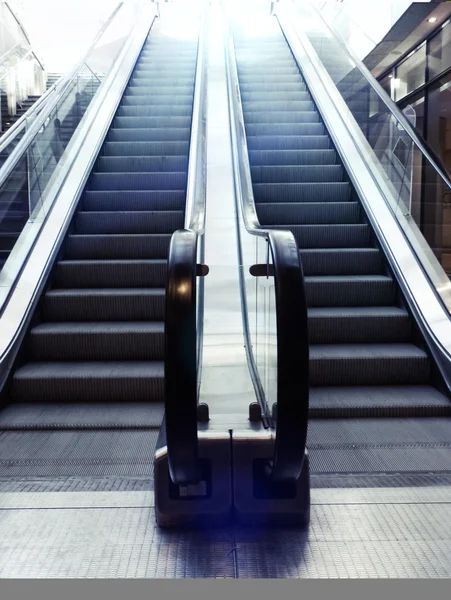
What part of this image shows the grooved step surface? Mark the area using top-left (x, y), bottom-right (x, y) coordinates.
top-left (234, 17), bottom-right (450, 431)
top-left (12, 362), bottom-right (164, 402)
top-left (0, 402), bottom-right (164, 428)
top-left (6, 21), bottom-right (198, 416)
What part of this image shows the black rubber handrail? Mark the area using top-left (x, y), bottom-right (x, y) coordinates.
top-left (223, 5), bottom-right (309, 483)
top-left (163, 5), bottom-right (208, 486)
top-left (268, 231), bottom-right (310, 482)
top-left (165, 229), bottom-right (202, 485)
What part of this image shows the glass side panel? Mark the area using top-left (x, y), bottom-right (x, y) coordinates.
top-left (0, 1), bottom-right (149, 281)
top-left (254, 235), bottom-right (277, 415)
top-left (286, 0), bottom-right (451, 313)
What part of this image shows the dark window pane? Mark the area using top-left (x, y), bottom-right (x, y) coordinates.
top-left (424, 74), bottom-right (451, 272)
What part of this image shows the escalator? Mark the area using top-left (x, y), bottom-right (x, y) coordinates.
top-left (231, 18), bottom-right (451, 475)
top-left (0, 20), bottom-right (199, 482)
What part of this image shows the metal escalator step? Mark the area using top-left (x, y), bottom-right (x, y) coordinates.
top-left (82, 190), bottom-right (186, 211)
top-left (243, 97), bottom-right (314, 110)
top-left (75, 211), bottom-right (184, 234)
top-left (65, 233), bottom-right (171, 260)
top-left (247, 122), bottom-right (325, 136)
top-left (249, 149), bottom-right (337, 166)
top-left (309, 386), bottom-right (451, 418)
top-left (305, 275), bottom-right (396, 307)
top-left (121, 92), bottom-right (195, 108)
top-left (300, 248), bottom-right (383, 276)
top-left (89, 172), bottom-right (187, 191)
top-left (243, 101), bottom-right (319, 112)
top-left (54, 259), bottom-right (167, 288)
top-left (117, 93), bottom-right (193, 106)
top-left (138, 56), bottom-right (197, 64)
top-left (245, 119), bottom-right (322, 132)
top-left (101, 140), bottom-right (189, 156)
top-left (107, 125), bottom-right (192, 141)
top-left (238, 63), bottom-right (295, 70)
top-left (0, 402), bottom-right (164, 428)
top-left (247, 133), bottom-right (329, 150)
top-left (250, 164), bottom-right (344, 183)
top-left (28, 322), bottom-right (165, 361)
top-left (133, 65), bottom-right (196, 73)
top-left (310, 343), bottom-right (430, 386)
top-left (96, 156), bottom-right (188, 173)
top-left (111, 121), bottom-right (191, 137)
top-left (267, 223), bottom-right (369, 248)
top-left (308, 416), bottom-right (451, 446)
top-left (239, 82), bottom-right (306, 92)
top-left (116, 106), bottom-right (192, 119)
top-left (238, 67), bottom-right (299, 76)
top-left (43, 288), bottom-right (165, 321)
top-left (254, 182), bottom-right (351, 202)
top-left (257, 202), bottom-right (359, 224)
top-left (240, 92), bottom-right (311, 104)
top-left (128, 77), bottom-right (195, 87)
top-left (308, 307), bottom-right (411, 344)
top-left (12, 362), bottom-right (164, 403)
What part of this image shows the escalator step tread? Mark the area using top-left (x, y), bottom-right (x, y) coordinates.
top-left (12, 362), bottom-right (164, 403)
top-left (28, 322), bottom-right (165, 361)
top-left (54, 259), bottom-right (167, 288)
top-left (309, 386), bottom-right (451, 418)
top-left (0, 402), bottom-right (164, 428)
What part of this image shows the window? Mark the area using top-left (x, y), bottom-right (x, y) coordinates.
top-left (394, 45), bottom-right (426, 101)
top-left (428, 22), bottom-right (451, 81)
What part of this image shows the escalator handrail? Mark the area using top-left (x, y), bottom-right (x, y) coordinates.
top-left (0, 2), bottom-right (124, 163)
top-left (286, 0), bottom-right (451, 194)
top-left (165, 229), bottom-right (202, 485)
top-left (223, 8), bottom-right (309, 482)
top-left (164, 6), bottom-right (208, 485)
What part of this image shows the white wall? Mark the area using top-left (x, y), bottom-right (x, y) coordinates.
top-left (7, 0), bottom-right (118, 72)
top-left (316, 0), bottom-right (431, 59)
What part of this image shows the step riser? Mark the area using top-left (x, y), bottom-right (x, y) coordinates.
top-left (43, 294), bottom-right (165, 322)
top-left (107, 127), bottom-right (191, 141)
top-left (309, 316), bottom-right (411, 344)
top-left (249, 150), bottom-right (337, 166)
top-left (82, 191), bottom-right (186, 211)
top-left (54, 262), bottom-right (168, 288)
top-left (89, 173), bottom-right (187, 191)
top-left (300, 250), bottom-right (383, 276)
top-left (28, 331), bottom-right (164, 361)
top-left (96, 156), bottom-right (188, 172)
top-left (310, 357), bottom-right (430, 386)
top-left (65, 236), bottom-right (171, 260)
top-left (75, 213), bottom-right (184, 235)
top-left (254, 183), bottom-right (351, 202)
top-left (101, 141), bottom-right (189, 156)
top-left (305, 280), bottom-right (396, 307)
top-left (251, 165), bottom-right (344, 184)
top-left (257, 203), bottom-right (360, 225)
top-left (11, 377), bottom-right (164, 403)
